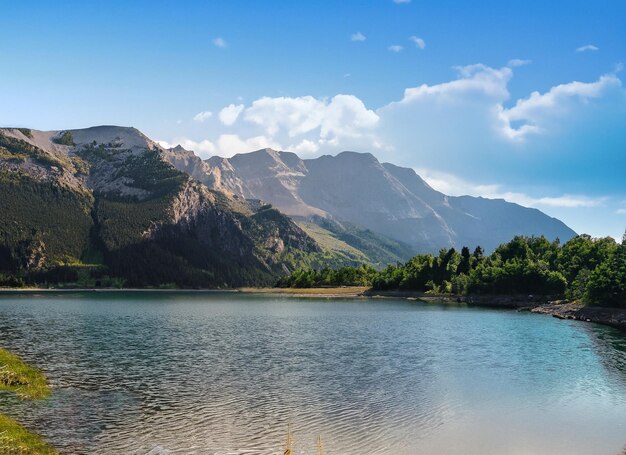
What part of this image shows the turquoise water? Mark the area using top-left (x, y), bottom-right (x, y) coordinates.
top-left (0, 292), bottom-right (625, 455)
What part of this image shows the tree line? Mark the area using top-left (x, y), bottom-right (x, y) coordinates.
top-left (277, 234), bottom-right (626, 308)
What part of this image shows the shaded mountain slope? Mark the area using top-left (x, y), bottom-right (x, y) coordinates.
top-left (0, 127), bottom-right (324, 287)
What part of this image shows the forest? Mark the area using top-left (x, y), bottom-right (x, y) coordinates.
top-left (277, 234), bottom-right (626, 308)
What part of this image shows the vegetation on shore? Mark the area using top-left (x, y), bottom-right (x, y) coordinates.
top-left (0, 348), bottom-right (50, 400)
top-left (0, 414), bottom-right (57, 455)
top-left (278, 233), bottom-right (626, 308)
top-left (240, 286), bottom-right (368, 296)
top-left (0, 348), bottom-right (57, 454)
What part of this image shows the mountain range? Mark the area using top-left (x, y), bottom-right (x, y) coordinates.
top-left (162, 143), bottom-right (576, 254)
top-left (0, 125), bottom-right (576, 287)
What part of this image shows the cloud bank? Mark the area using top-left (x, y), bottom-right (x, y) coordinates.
top-left (166, 63), bottom-right (623, 164)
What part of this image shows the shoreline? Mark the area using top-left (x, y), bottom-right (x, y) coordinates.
top-left (1, 286), bottom-right (625, 331)
top-left (242, 288), bottom-right (626, 331)
top-left (0, 347), bottom-right (57, 454)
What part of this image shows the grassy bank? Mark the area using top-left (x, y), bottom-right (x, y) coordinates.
top-left (0, 348), bottom-right (57, 454)
top-left (0, 348), bottom-right (50, 399)
top-left (0, 414), bottom-right (57, 454)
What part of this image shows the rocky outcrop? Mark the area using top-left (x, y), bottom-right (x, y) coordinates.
top-left (531, 302), bottom-right (626, 331)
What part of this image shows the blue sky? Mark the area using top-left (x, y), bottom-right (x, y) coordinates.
top-left (1, 0), bottom-right (625, 239)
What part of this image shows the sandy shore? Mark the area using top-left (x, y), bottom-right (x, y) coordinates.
top-left (237, 286), bottom-right (369, 298)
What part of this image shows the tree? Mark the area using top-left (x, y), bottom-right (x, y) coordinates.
top-left (585, 243), bottom-right (626, 308)
top-left (472, 246), bottom-right (484, 263)
top-left (456, 246), bottom-right (471, 275)
top-left (53, 131), bottom-right (74, 146)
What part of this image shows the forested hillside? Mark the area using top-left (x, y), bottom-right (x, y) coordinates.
top-left (279, 234), bottom-right (626, 308)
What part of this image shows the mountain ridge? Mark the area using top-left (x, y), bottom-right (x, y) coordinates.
top-left (164, 144), bottom-right (575, 252)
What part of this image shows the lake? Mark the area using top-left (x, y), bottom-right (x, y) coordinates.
top-left (0, 292), bottom-right (625, 455)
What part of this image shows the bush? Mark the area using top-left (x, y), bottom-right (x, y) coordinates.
top-left (53, 131), bottom-right (74, 146)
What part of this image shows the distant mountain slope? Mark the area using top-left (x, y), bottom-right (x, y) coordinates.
top-left (0, 127), bottom-right (327, 287)
top-left (297, 216), bottom-right (417, 267)
top-left (169, 147), bottom-right (576, 253)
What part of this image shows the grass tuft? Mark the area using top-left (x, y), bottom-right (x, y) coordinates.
top-left (0, 414), bottom-right (57, 454)
top-left (0, 349), bottom-right (50, 400)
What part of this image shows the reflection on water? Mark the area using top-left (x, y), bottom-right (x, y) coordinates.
top-left (587, 324), bottom-right (626, 377)
top-left (0, 292), bottom-right (625, 455)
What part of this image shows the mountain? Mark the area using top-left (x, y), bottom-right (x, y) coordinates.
top-left (164, 147), bottom-right (576, 253)
top-left (161, 147), bottom-right (418, 264)
top-left (0, 124), bottom-right (576, 289)
top-left (0, 126), bottom-right (327, 288)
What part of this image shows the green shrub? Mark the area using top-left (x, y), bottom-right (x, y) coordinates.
top-left (53, 131), bottom-right (74, 146)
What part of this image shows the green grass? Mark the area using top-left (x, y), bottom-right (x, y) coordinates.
top-left (0, 414), bottom-right (57, 454)
top-left (298, 217), bottom-right (417, 267)
top-left (0, 348), bottom-right (56, 454)
top-left (297, 221), bottom-right (369, 263)
top-left (0, 348), bottom-right (50, 400)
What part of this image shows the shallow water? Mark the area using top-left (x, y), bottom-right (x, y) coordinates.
top-left (0, 291), bottom-right (625, 455)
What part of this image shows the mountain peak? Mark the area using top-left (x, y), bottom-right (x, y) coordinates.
top-left (238, 147), bottom-right (280, 156)
top-left (171, 144), bottom-right (189, 153)
top-left (66, 125), bottom-right (153, 149)
top-left (230, 147), bottom-right (289, 169)
top-left (335, 150), bottom-right (378, 161)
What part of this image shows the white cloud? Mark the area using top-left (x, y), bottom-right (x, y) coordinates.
top-left (193, 111), bottom-right (213, 122)
top-left (172, 94), bottom-right (382, 157)
top-left (388, 45), bottom-right (403, 53)
top-left (508, 58), bottom-right (531, 67)
top-left (409, 36), bottom-right (425, 49)
top-left (617, 208), bottom-right (626, 215)
top-left (216, 134), bottom-right (280, 157)
top-left (243, 94), bottom-right (379, 140)
top-left (157, 138), bottom-right (216, 157)
top-left (351, 32), bottom-right (366, 42)
top-left (289, 139), bottom-right (320, 155)
top-left (499, 73), bottom-right (622, 140)
top-left (416, 167), bottom-right (606, 209)
top-left (213, 37), bottom-right (227, 48)
top-left (576, 44), bottom-right (599, 52)
top-left (397, 64), bottom-right (512, 103)
top-left (386, 64), bottom-right (622, 145)
top-left (218, 104), bottom-right (244, 126)
top-left (159, 135), bottom-right (280, 158)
